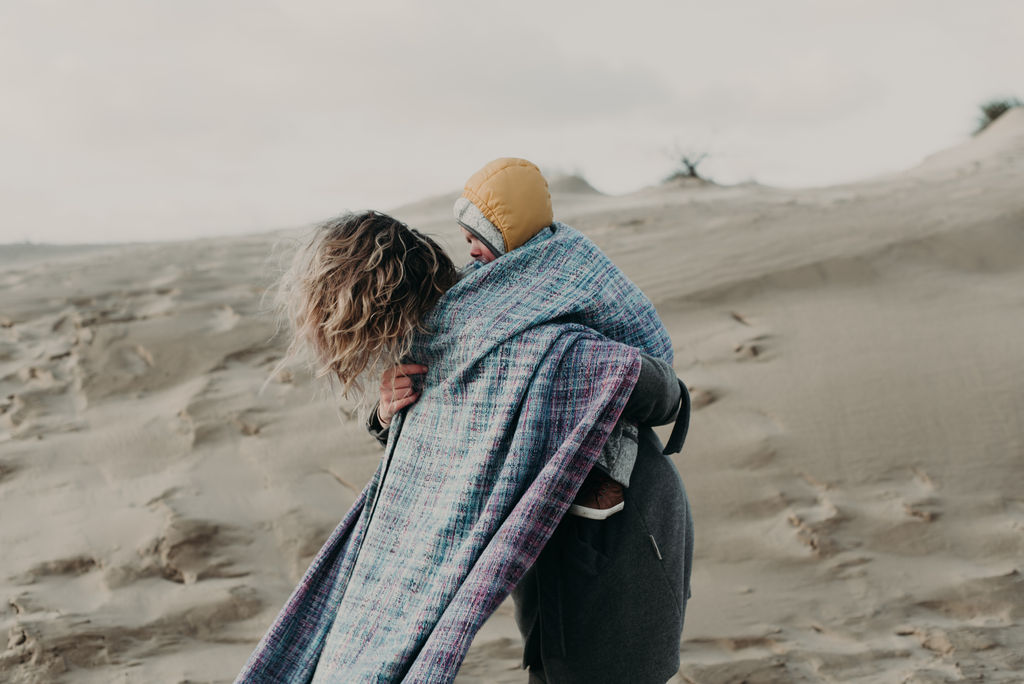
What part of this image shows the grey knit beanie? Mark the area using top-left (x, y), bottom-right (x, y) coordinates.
top-left (453, 197), bottom-right (505, 258)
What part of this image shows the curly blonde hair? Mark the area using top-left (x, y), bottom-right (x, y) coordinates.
top-left (274, 211), bottom-right (457, 403)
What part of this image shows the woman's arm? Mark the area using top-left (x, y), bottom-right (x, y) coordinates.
top-left (624, 352), bottom-right (691, 455)
top-left (366, 402), bottom-right (390, 446)
top-left (368, 356), bottom-right (683, 447)
top-left (622, 353), bottom-right (683, 427)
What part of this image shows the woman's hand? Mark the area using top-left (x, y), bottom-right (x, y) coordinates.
top-left (377, 363), bottom-right (428, 426)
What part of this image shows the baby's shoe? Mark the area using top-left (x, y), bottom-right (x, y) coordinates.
top-left (569, 470), bottom-right (625, 519)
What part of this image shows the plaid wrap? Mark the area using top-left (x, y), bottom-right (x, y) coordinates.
top-left (235, 224), bottom-right (673, 683)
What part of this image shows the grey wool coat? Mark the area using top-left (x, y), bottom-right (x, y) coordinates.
top-left (367, 354), bottom-right (693, 684)
top-left (514, 353), bottom-right (692, 684)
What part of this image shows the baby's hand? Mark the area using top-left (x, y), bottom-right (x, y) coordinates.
top-left (377, 363), bottom-right (427, 426)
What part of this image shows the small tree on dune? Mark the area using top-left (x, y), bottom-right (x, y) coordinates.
top-left (974, 96), bottom-right (1022, 135)
top-left (665, 149), bottom-right (710, 182)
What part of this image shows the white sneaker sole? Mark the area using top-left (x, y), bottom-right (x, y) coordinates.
top-left (568, 501), bottom-right (625, 520)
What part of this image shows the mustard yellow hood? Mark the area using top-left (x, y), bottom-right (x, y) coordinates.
top-left (453, 158), bottom-right (554, 256)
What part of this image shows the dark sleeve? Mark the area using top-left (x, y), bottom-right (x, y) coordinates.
top-left (366, 401), bottom-right (390, 447)
top-left (621, 353), bottom-right (683, 427)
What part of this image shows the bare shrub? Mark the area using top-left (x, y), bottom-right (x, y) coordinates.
top-left (974, 96), bottom-right (1022, 135)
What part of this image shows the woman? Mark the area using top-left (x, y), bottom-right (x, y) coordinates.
top-left (236, 210), bottom-right (690, 683)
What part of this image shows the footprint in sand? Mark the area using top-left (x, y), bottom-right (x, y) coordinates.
top-left (9, 554), bottom-right (99, 585)
top-left (915, 568), bottom-right (1022, 624)
top-left (785, 499), bottom-right (846, 558)
top-left (725, 310), bottom-right (776, 361)
top-left (783, 473), bottom-right (846, 558)
top-left (232, 411), bottom-right (265, 436)
top-left (136, 505), bottom-right (248, 585)
top-left (177, 374), bottom-right (272, 449)
top-left (688, 385), bottom-right (719, 409)
top-left (903, 498), bottom-right (942, 522)
top-left (900, 467), bottom-right (943, 522)
top-left (0, 386), bottom-right (85, 439)
top-left (826, 555), bottom-right (875, 580)
top-left (133, 287), bottom-right (180, 319)
top-left (730, 310), bottom-right (753, 326)
top-left (734, 333), bottom-right (773, 360)
top-left (212, 344), bottom-right (282, 372)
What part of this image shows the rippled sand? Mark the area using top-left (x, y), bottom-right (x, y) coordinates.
top-left (2, 110), bottom-right (1023, 683)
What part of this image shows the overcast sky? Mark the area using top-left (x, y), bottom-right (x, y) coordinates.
top-left (1, 0), bottom-right (1022, 244)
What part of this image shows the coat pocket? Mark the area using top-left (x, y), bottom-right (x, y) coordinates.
top-left (559, 514), bottom-right (626, 579)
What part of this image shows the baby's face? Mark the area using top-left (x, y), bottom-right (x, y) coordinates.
top-left (459, 226), bottom-right (497, 264)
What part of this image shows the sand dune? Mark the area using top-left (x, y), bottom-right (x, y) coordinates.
top-left (546, 174), bottom-right (604, 196)
top-left (2, 112), bottom-right (1023, 683)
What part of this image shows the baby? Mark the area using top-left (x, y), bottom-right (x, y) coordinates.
top-left (372, 157), bottom-right (661, 518)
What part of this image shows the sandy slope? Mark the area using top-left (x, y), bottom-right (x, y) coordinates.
top-left (2, 110), bottom-right (1023, 683)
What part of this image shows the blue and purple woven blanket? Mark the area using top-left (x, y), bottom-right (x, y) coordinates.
top-left (235, 224), bottom-right (672, 682)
